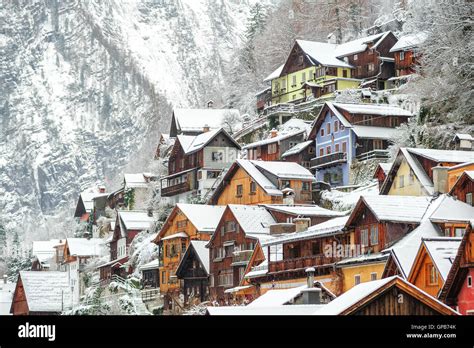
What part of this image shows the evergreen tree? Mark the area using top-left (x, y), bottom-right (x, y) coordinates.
top-left (0, 220), bottom-right (6, 259)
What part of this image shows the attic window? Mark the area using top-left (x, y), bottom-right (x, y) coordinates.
top-left (354, 54), bottom-right (358, 61)
top-left (426, 264), bottom-right (438, 286)
top-left (298, 55), bottom-right (304, 64)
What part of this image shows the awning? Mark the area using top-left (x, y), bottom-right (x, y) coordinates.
top-left (224, 285), bottom-right (254, 294)
top-left (160, 232), bottom-right (188, 241)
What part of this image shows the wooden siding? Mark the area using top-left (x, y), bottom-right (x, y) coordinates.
top-left (409, 247), bottom-right (444, 298)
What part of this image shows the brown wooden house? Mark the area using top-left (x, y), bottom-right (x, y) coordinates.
top-left (407, 237), bottom-right (461, 298)
top-left (373, 162), bottom-right (392, 189)
top-left (262, 204), bottom-right (346, 226)
top-left (209, 159), bottom-right (315, 206)
top-left (281, 140), bottom-right (315, 170)
top-left (389, 32), bottom-right (427, 81)
top-left (244, 129), bottom-right (306, 162)
top-left (207, 205), bottom-right (277, 303)
top-left (449, 171), bottom-right (474, 206)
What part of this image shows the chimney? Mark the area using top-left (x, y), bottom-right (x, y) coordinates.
top-left (301, 268), bottom-right (322, 305)
top-left (294, 218), bottom-right (311, 232)
top-left (99, 185), bottom-right (106, 193)
top-left (203, 124), bottom-right (210, 133)
top-left (306, 267), bottom-right (315, 288)
top-left (270, 128), bottom-right (278, 138)
top-left (282, 188), bottom-right (295, 205)
top-left (327, 32), bottom-right (337, 44)
top-left (269, 223), bottom-right (296, 235)
top-left (432, 165), bottom-right (449, 194)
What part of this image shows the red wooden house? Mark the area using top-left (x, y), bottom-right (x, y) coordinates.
top-left (244, 129), bottom-right (306, 162)
top-left (389, 32), bottom-right (427, 81)
top-left (440, 221), bottom-right (474, 315)
top-left (373, 162), bottom-right (392, 189)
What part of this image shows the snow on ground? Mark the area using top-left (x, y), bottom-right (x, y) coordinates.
top-left (320, 182), bottom-right (379, 211)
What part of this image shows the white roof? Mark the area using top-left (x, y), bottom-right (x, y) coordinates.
top-left (358, 195), bottom-right (431, 223)
top-left (296, 40), bottom-right (353, 68)
top-left (32, 239), bottom-right (63, 262)
top-left (399, 148), bottom-right (434, 195)
top-left (263, 64), bottom-right (284, 82)
top-left (263, 216), bottom-right (349, 247)
top-left (252, 160), bottom-right (315, 181)
top-left (190, 240), bottom-right (210, 274)
top-left (160, 232), bottom-right (188, 241)
top-left (173, 108), bottom-right (240, 133)
top-left (423, 238), bottom-right (462, 281)
top-left (236, 160), bottom-right (282, 196)
top-left (377, 162), bottom-right (393, 175)
top-left (176, 204), bottom-right (225, 232)
top-left (336, 252), bottom-right (388, 266)
top-left (248, 286), bottom-right (305, 307)
top-left (228, 205), bottom-right (276, 234)
top-left (390, 32), bottom-right (428, 52)
top-left (281, 140), bottom-right (313, 158)
top-left (80, 190), bottom-right (100, 212)
top-left (407, 147), bottom-right (474, 164)
top-left (335, 32), bottom-right (390, 57)
top-left (332, 102), bottom-right (413, 116)
top-left (118, 211), bottom-right (154, 232)
top-left (454, 133), bottom-right (474, 141)
top-left (242, 129), bottom-right (305, 150)
top-left (429, 194), bottom-right (474, 223)
top-left (66, 238), bottom-right (103, 257)
top-left (139, 259), bottom-right (160, 271)
top-left (262, 204), bottom-right (346, 217)
top-left (124, 173), bottom-right (148, 188)
top-left (351, 125), bottom-right (401, 140)
top-left (207, 304), bottom-right (322, 315)
top-left (177, 128), bottom-right (236, 154)
top-left (19, 271), bottom-right (72, 313)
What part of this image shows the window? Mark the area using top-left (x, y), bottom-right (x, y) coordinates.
top-left (312, 241), bottom-right (321, 255)
top-left (288, 245), bottom-right (301, 258)
top-left (326, 123), bottom-right (331, 134)
top-left (368, 48), bottom-right (374, 55)
top-left (212, 151), bottom-right (223, 162)
top-left (281, 180), bottom-right (291, 189)
top-left (444, 228), bottom-right (450, 237)
top-left (373, 139), bottom-right (384, 149)
top-left (427, 264), bottom-right (438, 285)
top-left (238, 267), bottom-right (245, 280)
top-left (342, 70), bottom-right (347, 78)
top-left (334, 120), bottom-right (339, 132)
top-left (161, 271), bottom-right (166, 284)
top-left (225, 245), bottom-right (234, 257)
top-left (218, 271), bottom-right (233, 287)
top-left (466, 193), bottom-right (473, 206)
top-left (360, 228), bottom-right (369, 246)
top-left (354, 54), bottom-right (358, 61)
top-left (335, 143), bottom-right (340, 153)
top-left (455, 228), bottom-right (464, 237)
top-left (400, 51), bottom-right (405, 61)
top-left (390, 117), bottom-right (400, 127)
top-left (225, 221), bottom-right (236, 232)
top-left (250, 181), bottom-right (257, 194)
top-left (370, 225), bottom-right (379, 245)
top-left (207, 170), bottom-right (220, 179)
top-left (308, 146), bottom-right (315, 154)
top-left (220, 226), bottom-right (225, 237)
top-left (363, 115), bottom-right (373, 125)
top-left (368, 63), bottom-right (375, 71)
top-left (354, 275), bottom-right (361, 285)
top-left (281, 79), bottom-right (286, 90)
top-left (298, 55), bottom-right (304, 64)
top-left (399, 175), bottom-right (405, 188)
top-left (236, 184), bottom-right (243, 197)
top-left (319, 148), bottom-right (324, 157)
top-left (342, 142), bottom-right (347, 153)
top-left (409, 171), bottom-right (415, 185)
top-left (371, 273), bottom-right (377, 281)
top-left (292, 75), bottom-right (297, 87)
top-left (326, 146), bottom-right (331, 155)
top-left (320, 128), bottom-right (325, 137)
top-left (181, 241), bottom-right (186, 254)
top-left (340, 123), bottom-right (345, 131)
top-left (302, 182), bottom-right (310, 191)
top-left (301, 72), bottom-right (306, 83)
top-left (468, 276), bottom-right (472, 288)
top-left (177, 220), bottom-right (187, 229)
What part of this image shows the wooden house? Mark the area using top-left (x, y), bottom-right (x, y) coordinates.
top-left (107, 187), bottom-right (125, 210)
top-left (255, 87), bottom-right (271, 113)
top-left (175, 240), bottom-right (210, 306)
top-left (408, 237), bottom-right (461, 298)
top-left (153, 204), bottom-right (225, 309)
top-left (261, 204), bottom-right (346, 226)
top-left (314, 276), bottom-right (458, 315)
top-left (380, 147), bottom-right (474, 196)
top-left (439, 221), bottom-right (474, 315)
top-left (388, 32), bottom-right (427, 85)
top-left (281, 140), bottom-right (315, 170)
top-left (427, 194), bottom-right (474, 237)
top-left (448, 162), bottom-right (474, 191)
top-left (244, 129), bottom-right (306, 162)
top-left (139, 260), bottom-right (160, 289)
top-left (73, 188), bottom-right (105, 223)
top-left (209, 159), bottom-right (315, 206)
top-left (10, 271), bottom-right (72, 315)
top-left (373, 162), bottom-right (392, 189)
top-left (98, 211), bottom-right (154, 282)
top-left (449, 171), bottom-right (474, 206)
top-left (207, 205), bottom-right (277, 303)
top-left (307, 102), bottom-right (412, 186)
top-left (154, 133), bottom-right (175, 159)
top-left (453, 133), bottom-right (474, 151)
top-left (161, 128), bottom-right (241, 203)
top-left (31, 239), bottom-right (64, 271)
top-left (169, 108), bottom-right (241, 137)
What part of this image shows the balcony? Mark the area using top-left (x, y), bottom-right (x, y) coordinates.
top-left (356, 149), bottom-right (390, 162)
top-left (311, 152), bottom-right (347, 169)
top-left (231, 250), bottom-right (254, 266)
top-left (161, 181), bottom-right (191, 197)
top-left (268, 254), bottom-right (339, 274)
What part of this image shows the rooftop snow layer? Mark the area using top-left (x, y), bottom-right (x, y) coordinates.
top-left (124, 173), bottom-right (148, 188)
top-left (173, 108), bottom-right (240, 133)
top-left (237, 160), bottom-right (282, 196)
top-left (207, 304), bottom-right (322, 315)
top-left (190, 240), bottom-right (210, 274)
top-left (66, 238), bottom-right (104, 257)
top-left (296, 40), bottom-right (353, 68)
top-left (263, 64), bottom-right (284, 82)
top-left (247, 286), bottom-right (305, 307)
top-left (335, 32), bottom-right (390, 57)
top-left (332, 102), bottom-right (413, 116)
top-left (351, 125), bottom-right (401, 140)
top-left (176, 204), bottom-right (225, 232)
top-left (407, 148), bottom-right (474, 163)
top-left (177, 128), bottom-right (234, 154)
top-left (32, 239), bottom-right (64, 262)
top-left (262, 204), bottom-right (346, 217)
top-left (251, 160), bottom-right (315, 181)
top-left (423, 237), bottom-right (462, 281)
top-left (359, 195), bottom-right (431, 223)
top-left (429, 195), bottom-right (474, 223)
top-left (118, 211), bottom-right (154, 232)
top-left (454, 133), bottom-right (474, 141)
top-left (281, 140), bottom-right (313, 158)
top-left (228, 205), bottom-right (276, 234)
top-left (242, 129), bottom-right (305, 150)
top-left (390, 32), bottom-right (428, 52)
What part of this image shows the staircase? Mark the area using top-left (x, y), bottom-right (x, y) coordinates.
top-left (202, 168), bottom-right (228, 203)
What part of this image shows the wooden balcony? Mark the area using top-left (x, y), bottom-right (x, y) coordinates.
top-left (356, 149), bottom-right (390, 162)
top-left (161, 181), bottom-right (191, 197)
top-left (311, 152), bottom-right (347, 169)
top-left (268, 254), bottom-right (339, 274)
top-left (231, 250), bottom-right (254, 266)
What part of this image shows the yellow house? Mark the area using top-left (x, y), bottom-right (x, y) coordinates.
top-left (336, 255), bottom-right (388, 293)
top-left (264, 40), bottom-right (360, 105)
top-left (447, 161), bottom-right (474, 191)
top-left (153, 203), bottom-right (225, 309)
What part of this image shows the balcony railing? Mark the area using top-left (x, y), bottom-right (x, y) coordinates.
top-left (356, 149), bottom-right (390, 162)
top-left (161, 182), bottom-right (191, 197)
top-left (231, 250), bottom-right (254, 266)
top-left (310, 152), bottom-right (347, 169)
top-left (268, 254), bottom-right (339, 274)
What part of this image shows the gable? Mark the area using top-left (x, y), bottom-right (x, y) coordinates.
top-left (281, 41), bottom-right (316, 76)
top-left (156, 206), bottom-right (198, 241)
top-left (387, 157), bottom-right (427, 196)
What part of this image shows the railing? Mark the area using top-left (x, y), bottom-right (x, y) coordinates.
top-left (231, 250), bottom-right (254, 266)
top-left (356, 149), bottom-right (390, 161)
top-left (161, 182), bottom-right (191, 197)
top-left (141, 288), bottom-right (160, 302)
top-left (310, 152), bottom-right (347, 169)
top-left (268, 254), bottom-right (339, 273)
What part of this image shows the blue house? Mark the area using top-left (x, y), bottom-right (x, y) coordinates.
top-left (308, 102), bottom-right (412, 186)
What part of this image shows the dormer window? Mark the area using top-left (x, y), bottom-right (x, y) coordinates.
top-left (298, 55), bottom-right (304, 64)
top-left (354, 54), bottom-right (358, 61)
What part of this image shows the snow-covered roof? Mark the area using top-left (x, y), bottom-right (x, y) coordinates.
top-left (228, 205), bottom-right (276, 234)
top-left (407, 147), bottom-right (474, 164)
top-left (177, 128), bottom-right (239, 154)
top-left (263, 215), bottom-right (349, 247)
top-left (190, 240), bottom-right (210, 274)
top-left (332, 102), bottom-right (413, 116)
top-left (262, 204), bottom-right (346, 217)
top-left (377, 162), bottom-right (393, 175)
top-left (32, 239), bottom-right (63, 262)
top-left (351, 125), bottom-right (401, 140)
top-left (18, 271), bottom-right (72, 313)
top-left (161, 232), bottom-right (189, 241)
top-left (118, 211), bottom-right (154, 232)
top-left (207, 304), bottom-right (322, 315)
top-left (429, 194), bottom-right (474, 223)
top-left (335, 31), bottom-right (390, 57)
top-left (124, 173), bottom-right (148, 188)
top-left (176, 204), bottom-right (225, 232)
top-left (296, 40), bottom-right (353, 68)
top-left (263, 64), bottom-right (284, 82)
top-left (422, 237), bottom-right (461, 281)
top-left (399, 148), bottom-right (434, 195)
top-left (139, 259), bottom-right (160, 271)
top-left (252, 160), bottom-right (315, 181)
top-left (247, 286), bottom-right (305, 307)
top-left (281, 140), bottom-right (313, 158)
top-left (79, 190), bottom-right (100, 212)
top-left (454, 133), bottom-right (474, 141)
top-left (336, 252), bottom-right (388, 267)
top-left (173, 108), bottom-right (240, 133)
top-left (353, 195), bottom-right (431, 224)
top-left (390, 32), bottom-right (428, 52)
top-left (242, 129), bottom-right (305, 150)
top-left (236, 160), bottom-right (282, 196)
top-left (66, 238), bottom-right (103, 257)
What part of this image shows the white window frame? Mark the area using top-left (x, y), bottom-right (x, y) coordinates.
top-left (467, 275), bottom-right (472, 288)
top-left (360, 228), bottom-right (369, 246)
top-left (466, 193), bottom-right (473, 206)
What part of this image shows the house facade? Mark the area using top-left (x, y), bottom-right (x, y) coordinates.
top-left (389, 32), bottom-right (427, 81)
top-left (244, 129), bottom-right (306, 162)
